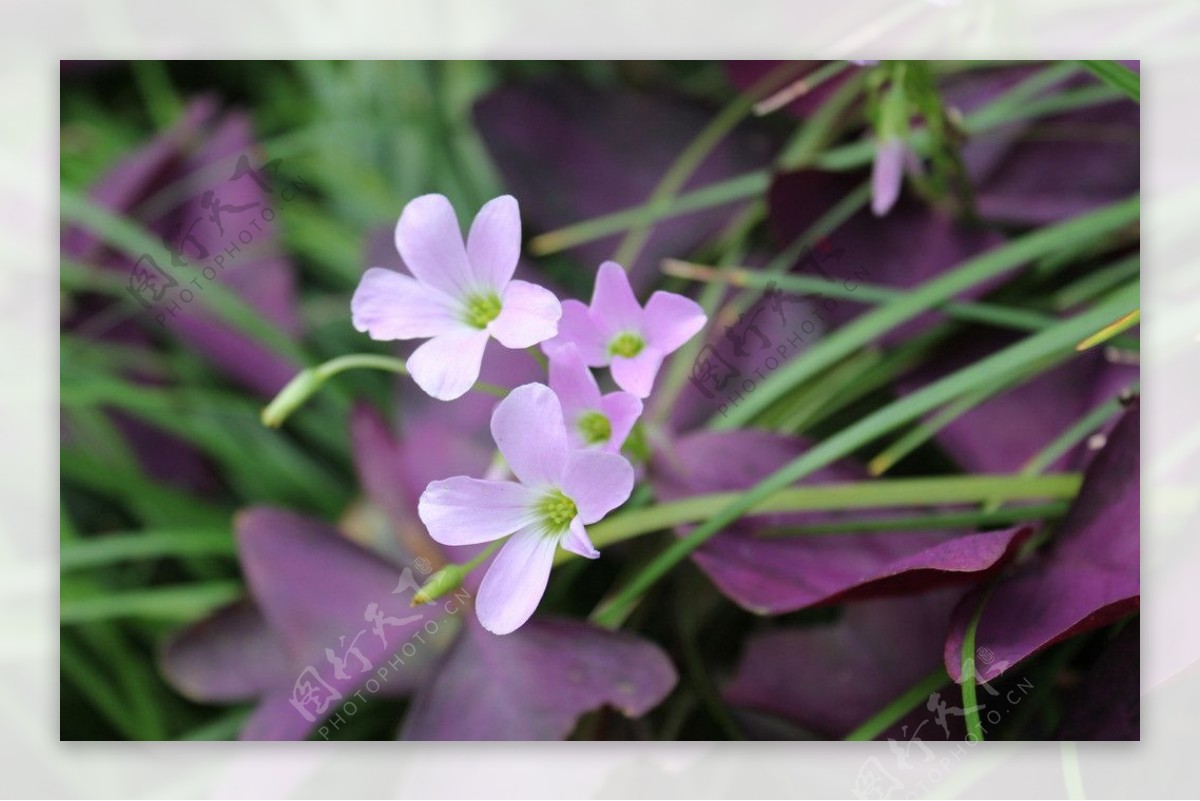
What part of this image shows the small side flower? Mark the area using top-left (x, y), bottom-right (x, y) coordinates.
top-left (544, 261), bottom-right (707, 398)
top-left (417, 383), bottom-right (634, 634)
top-left (548, 343), bottom-right (642, 453)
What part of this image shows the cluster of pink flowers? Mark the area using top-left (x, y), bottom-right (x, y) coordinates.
top-left (352, 194), bottom-right (707, 633)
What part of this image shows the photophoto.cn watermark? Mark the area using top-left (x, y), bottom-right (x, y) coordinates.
top-left (686, 238), bottom-right (870, 415)
top-left (286, 556), bottom-right (473, 740)
top-left (853, 648), bottom-right (1033, 800)
top-left (125, 153), bottom-right (307, 326)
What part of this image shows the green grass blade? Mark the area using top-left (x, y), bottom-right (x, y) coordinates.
top-left (712, 196), bottom-right (1139, 430)
top-left (590, 282), bottom-right (1138, 626)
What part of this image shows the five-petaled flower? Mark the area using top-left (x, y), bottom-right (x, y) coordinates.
top-left (418, 383), bottom-right (634, 634)
top-left (545, 261), bottom-right (707, 398)
top-left (352, 194), bottom-right (562, 400)
top-left (548, 344), bottom-right (643, 453)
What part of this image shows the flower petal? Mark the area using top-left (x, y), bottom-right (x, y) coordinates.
top-left (487, 279), bottom-right (562, 349)
top-left (406, 329), bottom-right (490, 401)
top-left (643, 290), bottom-right (707, 354)
top-left (490, 383), bottom-right (569, 487)
top-left (590, 260), bottom-right (643, 334)
top-left (475, 528), bottom-right (559, 635)
top-left (418, 477), bottom-right (539, 546)
top-left (351, 267), bottom-right (462, 341)
top-left (394, 193), bottom-right (474, 298)
top-left (562, 517), bottom-right (600, 559)
top-left (610, 346), bottom-right (664, 398)
top-left (548, 343), bottom-right (603, 418)
top-left (871, 138), bottom-right (906, 216)
top-left (598, 391), bottom-right (643, 452)
top-left (466, 194), bottom-right (521, 290)
top-left (543, 299), bottom-right (608, 365)
top-left (560, 449), bottom-right (634, 524)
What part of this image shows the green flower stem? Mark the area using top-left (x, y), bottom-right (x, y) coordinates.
top-left (755, 502), bottom-right (1069, 537)
top-left (411, 540), bottom-right (502, 605)
top-left (711, 195), bottom-right (1140, 430)
top-left (844, 668), bottom-right (951, 741)
top-left (554, 472), bottom-right (1081, 567)
top-left (261, 353), bottom-right (508, 428)
top-left (589, 281), bottom-right (1138, 628)
top-left (526, 345), bottom-right (548, 370)
top-left (612, 60), bottom-right (814, 268)
top-left (959, 585), bottom-right (996, 741)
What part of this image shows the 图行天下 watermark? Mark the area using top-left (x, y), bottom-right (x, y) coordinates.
top-left (686, 239), bottom-right (870, 415)
top-left (852, 649), bottom-right (1033, 800)
top-left (286, 556), bottom-right (473, 739)
top-left (125, 153), bottom-right (307, 326)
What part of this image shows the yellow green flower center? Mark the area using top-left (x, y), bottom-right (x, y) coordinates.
top-left (577, 411), bottom-right (612, 445)
top-left (536, 488), bottom-right (578, 535)
top-left (608, 331), bottom-right (644, 358)
top-left (463, 291), bottom-right (502, 329)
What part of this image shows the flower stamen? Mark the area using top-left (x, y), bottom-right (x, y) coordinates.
top-left (608, 331), bottom-right (645, 358)
top-left (577, 411), bottom-right (612, 445)
top-left (463, 291), bottom-right (503, 329)
top-left (535, 488), bottom-right (578, 536)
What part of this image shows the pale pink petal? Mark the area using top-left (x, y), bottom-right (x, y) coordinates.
top-left (475, 527), bottom-right (559, 635)
top-left (559, 449), bottom-right (634, 524)
top-left (590, 261), bottom-right (643, 334)
top-left (490, 383), bottom-right (568, 487)
top-left (394, 194), bottom-right (474, 297)
top-left (598, 391), bottom-right (643, 453)
top-left (871, 138), bottom-right (905, 217)
top-left (643, 291), bottom-right (707, 354)
top-left (487, 280), bottom-right (562, 349)
top-left (548, 343), bottom-right (603, 418)
top-left (543, 299), bottom-right (608, 365)
top-left (351, 267), bottom-right (462, 341)
top-left (610, 346), bottom-right (665, 398)
top-left (406, 329), bottom-right (490, 401)
top-left (562, 518), bottom-right (600, 559)
top-left (418, 477), bottom-right (539, 546)
top-left (466, 195), bottom-right (521, 291)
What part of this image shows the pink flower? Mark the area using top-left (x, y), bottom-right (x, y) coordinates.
top-left (871, 137), bottom-right (907, 217)
top-left (352, 194), bottom-right (562, 400)
top-left (545, 261), bottom-right (707, 398)
top-left (549, 344), bottom-right (643, 453)
top-left (418, 383), bottom-right (634, 634)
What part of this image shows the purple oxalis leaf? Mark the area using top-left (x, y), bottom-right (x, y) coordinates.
top-left (64, 97), bottom-right (302, 397)
top-left (651, 430), bottom-right (1029, 615)
top-left (725, 589), bottom-right (964, 738)
top-left (895, 332), bottom-right (1137, 474)
top-left (1055, 619), bottom-right (1140, 740)
top-left (401, 617), bottom-right (677, 740)
top-left (473, 76), bottom-right (780, 287)
top-left (767, 169), bottom-right (1005, 346)
top-left (162, 507), bottom-right (438, 740)
top-left (944, 401), bottom-right (1140, 683)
